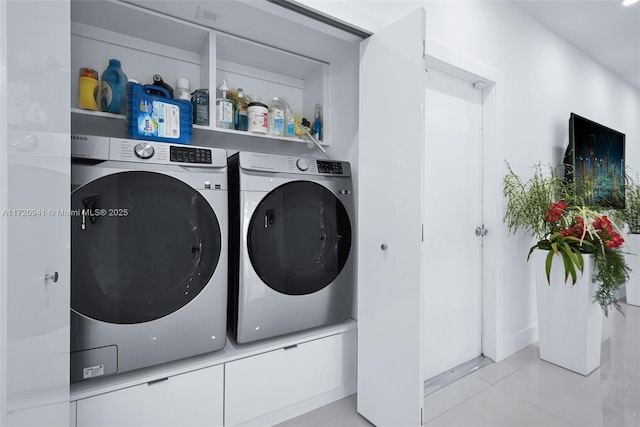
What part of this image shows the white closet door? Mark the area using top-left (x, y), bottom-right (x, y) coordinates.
top-left (423, 68), bottom-right (484, 380)
top-left (358, 8), bottom-right (426, 427)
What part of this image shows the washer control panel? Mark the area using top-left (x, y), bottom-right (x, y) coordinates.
top-left (169, 145), bottom-right (213, 164)
top-left (317, 160), bottom-right (344, 175)
top-left (70, 136), bottom-right (227, 168)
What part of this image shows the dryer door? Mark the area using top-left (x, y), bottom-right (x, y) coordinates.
top-left (248, 181), bottom-right (351, 295)
top-left (71, 170), bottom-right (221, 324)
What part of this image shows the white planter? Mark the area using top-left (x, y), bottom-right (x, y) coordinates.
top-left (533, 250), bottom-right (602, 376)
top-left (624, 233), bottom-right (640, 306)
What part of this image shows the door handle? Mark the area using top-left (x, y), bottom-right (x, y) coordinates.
top-left (45, 272), bottom-right (59, 283)
top-left (264, 209), bottom-right (274, 228)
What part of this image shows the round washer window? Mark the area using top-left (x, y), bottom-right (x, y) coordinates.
top-left (248, 181), bottom-right (351, 295)
top-left (71, 170), bottom-right (221, 324)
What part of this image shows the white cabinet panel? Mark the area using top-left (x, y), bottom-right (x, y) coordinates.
top-left (76, 365), bottom-right (223, 427)
top-left (358, 8), bottom-right (426, 427)
top-left (70, 401), bottom-right (77, 427)
top-left (225, 334), bottom-right (343, 426)
top-left (2, 0), bottom-right (71, 425)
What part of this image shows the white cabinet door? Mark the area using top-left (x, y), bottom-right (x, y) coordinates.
top-left (358, 8), bottom-right (426, 427)
top-left (225, 334), bottom-right (344, 426)
top-left (1, 1), bottom-right (70, 426)
top-left (76, 365), bottom-right (224, 427)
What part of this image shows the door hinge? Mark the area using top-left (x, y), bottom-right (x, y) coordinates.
top-left (475, 225), bottom-right (488, 237)
top-left (422, 39), bottom-right (426, 60)
top-left (422, 224), bottom-right (424, 242)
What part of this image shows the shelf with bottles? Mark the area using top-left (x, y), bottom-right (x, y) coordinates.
top-left (70, 0), bottom-right (330, 147)
top-left (70, 0), bottom-right (212, 112)
top-left (70, 107), bottom-right (326, 147)
top-left (213, 32), bottom-right (329, 145)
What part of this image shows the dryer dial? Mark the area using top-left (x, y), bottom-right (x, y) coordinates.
top-left (134, 142), bottom-right (155, 159)
top-left (296, 158), bottom-right (310, 171)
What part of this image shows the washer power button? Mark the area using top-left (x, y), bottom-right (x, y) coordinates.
top-left (134, 142), bottom-right (155, 159)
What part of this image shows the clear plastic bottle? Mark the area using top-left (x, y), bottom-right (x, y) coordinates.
top-left (216, 80), bottom-right (233, 129)
top-left (313, 103), bottom-right (323, 141)
top-left (235, 88), bottom-right (248, 131)
top-left (268, 96), bottom-right (285, 136)
top-left (285, 102), bottom-right (295, 137)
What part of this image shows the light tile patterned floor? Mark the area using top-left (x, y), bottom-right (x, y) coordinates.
top-left (277, 301), bottom-right (640, 427)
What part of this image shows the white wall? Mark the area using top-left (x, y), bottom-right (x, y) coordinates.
top-left (425, 0), bottom-right (639, 361)
top-left (297, 0), bottom-right (640, 360)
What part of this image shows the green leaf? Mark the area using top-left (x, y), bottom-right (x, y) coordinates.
top-left (559, 242), bottom-right (581, 273)
top-left (560, 249), bottom-right (577, 284)
top-left (574, 249), bottom-right (584, 274)
top-left (526, 244), bottom-right (539, 261)
top-left (545, 250), bottom-right (554, 285)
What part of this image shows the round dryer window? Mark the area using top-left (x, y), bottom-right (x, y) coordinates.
top-left (248, 181), bottom-right (352, 296)
top-left (71, 171), bottom-right (221, 324)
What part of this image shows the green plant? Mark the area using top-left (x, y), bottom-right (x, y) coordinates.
top-left (614, 172), bottom-right (640, 234)
top-left (503, 162), bottom-right (628, 316)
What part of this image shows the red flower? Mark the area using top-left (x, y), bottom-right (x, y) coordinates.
top-left (591, 215), bottom-right (624, 249)
top-left (559, 216), bottom-right (585, 238)
top-left (545, 202), bottom-right (567, 223)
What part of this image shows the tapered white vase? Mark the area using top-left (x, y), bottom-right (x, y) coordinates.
top-left (533, 250), bottom-right (602, 376)
top-left (624, 233), bottom-right (640, 306)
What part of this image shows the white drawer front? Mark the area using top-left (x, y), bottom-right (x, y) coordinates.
top-left (76, 364), bottom-right (223, 426)
top-left (225, 334), bottom-right (344, 426)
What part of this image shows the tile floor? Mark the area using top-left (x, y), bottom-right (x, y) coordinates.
top-left (277, 300), bottom-right (640, 426)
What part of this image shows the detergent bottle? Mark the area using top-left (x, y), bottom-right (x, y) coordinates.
top-left (100, 59), bottom-right (127, 114)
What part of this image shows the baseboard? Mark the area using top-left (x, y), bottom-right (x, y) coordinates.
top-left (497, 325), bottom-right (538, 361)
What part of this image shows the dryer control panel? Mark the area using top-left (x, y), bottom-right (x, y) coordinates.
top-left (239, 151), bottom-right (351, 177)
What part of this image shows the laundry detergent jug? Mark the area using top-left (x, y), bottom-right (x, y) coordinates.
top-left (100, 59), bottom-right (127, 114)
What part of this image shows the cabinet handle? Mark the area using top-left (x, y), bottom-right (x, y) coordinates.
top-left (147, 377), bottom-right (169, 386)
top-left (283, 344), bottom-right (299, 350)
top-left (380, 244), bottom-right (388, 251)
top-left (45, 272), bottom-right (59, 283)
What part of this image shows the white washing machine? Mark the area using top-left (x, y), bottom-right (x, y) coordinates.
top-left (228, 151), bottom-right (355, 344)
top-left (70, 137), bottom-right (228, 382)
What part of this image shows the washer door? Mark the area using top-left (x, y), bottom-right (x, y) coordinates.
top-left (248, 181), bottom-right (351, 296)
top-left (71, 170), bottom-right (221, 324)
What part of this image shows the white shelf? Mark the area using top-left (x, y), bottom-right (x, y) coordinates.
top-left (71, 108), bottom-right (328, 146)
top-left (71, 108), bottom-right (124, 120)
top-left (70, 0), bottom-right (331, 150)
top-left (197, 124), bottom-right (324, 145)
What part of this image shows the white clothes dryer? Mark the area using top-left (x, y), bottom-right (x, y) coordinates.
top-left (228, 151), bottom-right (354, 344)
top-left (70, 137), bottom-right (228, 382)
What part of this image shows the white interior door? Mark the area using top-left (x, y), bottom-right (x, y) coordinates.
top-left (422, 68), bottom-right (484, 381)
top-left (358, 8), bottom-right (426, 427)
